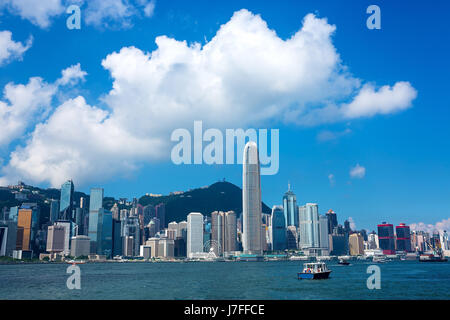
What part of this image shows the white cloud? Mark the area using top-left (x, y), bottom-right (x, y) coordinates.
top-left (317, 128), bottom-right (351, 142)
top-left (143, 0), bottom-right (155, 17)
top-left (84, 0), bottom-right (136, 28)
top-left (342, 82), bottom-right (417, 119)
top-left (1, 0), bottom-right (156, 29)
top-left (0, 64), bottom-right (87, 148)
top-left (1, 0), bottom-right (65, 28)
top-left (0, 78), bottom-right (56, 147)
top-left (328, 173), bottom-right (335, 186)
top-left (56, 63), bottom-right (87, 86)
top-left (0, 96), bottom-right (164, 187)
top-left (0, 30), bottom-right (33, 66)
top-left (0, 10), bottom-right (416, 187)
top-left (350, 164), bottom-right (366, 179)
top-left (410, 218), bottom-right (450, 235)
top-left (348, 217), bottom-right (356, 230)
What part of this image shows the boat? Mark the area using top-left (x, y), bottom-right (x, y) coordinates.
top-left (66, 260), bottom-right (86, 265)
top-left (419, 253), bottom-right (448, 263)
top-left (290, 255), bottom-right (309, 261)
top-left (297, 262), bottom-right (331, 280)
top-left (419, 239), bottom-right (448, 262)
top-left (338, 258), bottom-right (350, 265)
top-left (372, 255), bottom-right (387, 263)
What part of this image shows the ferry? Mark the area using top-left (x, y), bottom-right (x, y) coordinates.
top-left (297, 262), bottom-right (331, 280)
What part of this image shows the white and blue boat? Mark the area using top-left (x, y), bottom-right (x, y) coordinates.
top-left (297, 262), bottom-right (332, 280)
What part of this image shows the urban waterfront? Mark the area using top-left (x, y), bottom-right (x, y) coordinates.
top-left (1, 260), bottom-right (449, 300)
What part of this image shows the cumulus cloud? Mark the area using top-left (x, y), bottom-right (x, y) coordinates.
top-left (0, 64), bottom-right (87, 148)
top-left (410, 218), bottom-right (450, 235)
top-left (0, 0), bottom-right (65, 28)
top-left (0, 30), bottom-right (33, 66)
top-left (0, 78), bottom-right (56, 147)
top-left (348, 217), bottom-right (356, 230)
top-left (56, 63), bottom-right (87, 86)
top-left (0, 10), bottom-right (416, 187)
top-left (0, 96), bottom-right (164, 187)
top-left (350, 164), bottom-right (366, 179)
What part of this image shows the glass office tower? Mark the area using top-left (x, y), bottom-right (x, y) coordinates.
top-left (271, 205), bottom-right (287, 251)
top-left (88, 188), bottom-right (104, 253)
top-left (60, 180), bottom-right (74, 221)
top-left (283, 185), bottom-right (298, 227)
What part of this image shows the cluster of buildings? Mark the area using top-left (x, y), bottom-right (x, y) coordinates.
top-left (1, 143), bottom-right (449, 261)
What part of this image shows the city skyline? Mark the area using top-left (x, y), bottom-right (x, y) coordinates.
top-left (0, 1), bottom-right (449, 233)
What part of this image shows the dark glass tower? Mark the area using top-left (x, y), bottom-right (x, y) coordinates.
top-left (59, 180), bottom-right (74, 221)
top-left (283, 184), bottom-right (298, 227)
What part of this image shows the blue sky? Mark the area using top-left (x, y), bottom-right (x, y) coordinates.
top-left (0, 0), bottom-right (449, 231)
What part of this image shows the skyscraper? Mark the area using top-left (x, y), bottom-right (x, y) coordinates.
top-left (396, 223), bottom-right (412, 252)
top-left (122, 216), bottom-right (140, 256)
top-left (88, 188), bottom-right (104, 254)
top-left (242, 141), bottom-right (262, 255)
top-left (16, 203), bottom-right (40, 252)
top-left (96, 209), bottom-right (113, 257)
top-left (49, 200), bottom-right (60, 224)
top-left (283, 184), bottom-right (298, 227)
top-left (46, 225), bottom-right (66, 254)
top-left (271, 205), bottom-right (287, 251)
top-left (155, 203), bottom-right (166, 229)
top-left (349, 233), bottom-right (364, 255)
top-left (326, 209), bottom-right (338, 234)
top-left (299, 203), bottom-right (320, 249)
top-left (224, 211), bottom-right (237, 253)
top-left (60, 180), bottom-right (74, 221)
top-left (319, 215), bottom-right (329, 250)
top-left (211, 210), bottom-right (237, 255)
top-left (187, 212), bottom-right (203, 258)
top-left (211, 211), bottom-right (224, 255)
top-left (377, 222), bottom-right (396, 254)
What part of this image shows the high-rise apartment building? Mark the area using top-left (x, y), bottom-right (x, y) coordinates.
top-left (187, 212), bottom-right (203, 258)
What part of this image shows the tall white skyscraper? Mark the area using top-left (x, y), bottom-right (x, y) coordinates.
top-left (242, 141), bottom-right (262, 255)
top-left (187, 212), bottom-right (204, 258)
top-left (299, 203), bottom-right (320, 249)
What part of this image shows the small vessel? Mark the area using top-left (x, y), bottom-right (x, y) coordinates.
top-left (338, 258), bottom-right (350, 265)
top-left (419, 253), bottom-right (448, 263)
top-left (419, 239), bottom-right (448, 262)
top-left (372, 255), bottom-right (387, 263)
top-left (297, 262), bottom-right (331, 280)
top-left (290, 255), bottom-right (309, 261)
top-left (66, 260), bottom-right (86, 265)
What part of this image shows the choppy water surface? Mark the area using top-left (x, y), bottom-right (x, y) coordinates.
top-left (1, 260), bottom-right (449, 300)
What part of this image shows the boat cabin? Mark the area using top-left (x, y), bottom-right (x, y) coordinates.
top-left (302, 262), bottom-right (328, 273)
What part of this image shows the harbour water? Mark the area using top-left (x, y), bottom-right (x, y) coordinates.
top-left (1, 260), bottom-right (449, 300)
